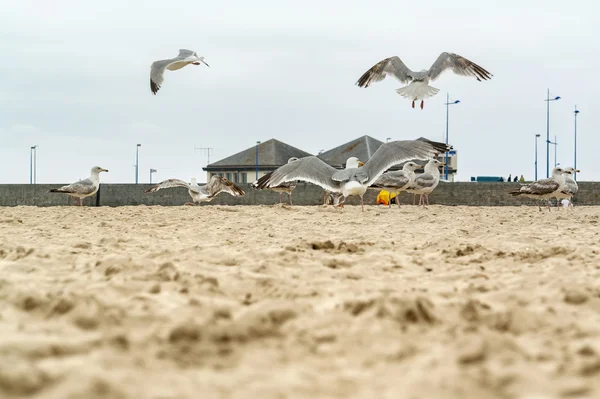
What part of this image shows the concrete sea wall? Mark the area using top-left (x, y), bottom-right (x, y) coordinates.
top-left (1, 182), bottom-right (599, 207)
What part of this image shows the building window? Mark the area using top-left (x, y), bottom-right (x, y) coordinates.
top-left (218, 173), bottom-right (224, 177)
top-left (241, 173), bottom-right (247, 183)
top-left (234, 173), bottom-right (239, 183)
top-left (226, 173), bottom-right (232, 181)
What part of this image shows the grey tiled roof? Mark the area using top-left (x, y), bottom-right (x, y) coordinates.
top-left (205, 139), bottom-right (313, 169)
top-left (317, 135), bottom-right (384, 168)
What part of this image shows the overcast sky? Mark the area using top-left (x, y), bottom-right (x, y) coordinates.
top-left (1, 0), bottom-right (597, 184)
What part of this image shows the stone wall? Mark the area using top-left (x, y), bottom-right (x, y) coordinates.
top-left (0, 182), bottom-right (598, 207)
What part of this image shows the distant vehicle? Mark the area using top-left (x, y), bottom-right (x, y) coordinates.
top-left (470, 176), bottom-right (505, 182)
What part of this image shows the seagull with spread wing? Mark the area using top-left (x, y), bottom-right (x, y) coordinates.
top-left (356, 52), bottom-right (492, 109)
top-left (251, 157), bottom-right (299, 206)
top-left (144, 175), bottom-right (244, 205)
top-left (150, 49), bottom-right (209, 95)
top-left (254, 137), bottom-right (451, 212)
top-left (48, 166), bottom-right (108, 206)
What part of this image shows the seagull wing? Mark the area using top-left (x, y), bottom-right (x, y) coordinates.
top-left (144, 178), bottom-right (194, 194)
top-left (150, 59), bottom-right (176, 95)
top-left (511, 178), bottom-right (559, 196)
top-left (204, 175), bottom-right (245, 197)
top-left (427, 52), bottom-right (493, 82)
top-left (370, 171), bottom-right (410, 189)
top-left (255, 156), bottom-right (341, 192)
top-left (51, 178), bottom-right (97, 195)
top-left (362, 138), bottom-right (451, 187)
top-left (356, 56), bottom-right (414, 88)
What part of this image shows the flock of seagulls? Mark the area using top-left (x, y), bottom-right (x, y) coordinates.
top-left (44, 48), bottom-right (582, 210)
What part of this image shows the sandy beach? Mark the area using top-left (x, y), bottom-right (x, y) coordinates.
top-left (1, 204), bottom-right (599, 399)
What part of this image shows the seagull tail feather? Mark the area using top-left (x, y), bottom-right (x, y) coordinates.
top-left (395, 82), bottom-right (440, 100)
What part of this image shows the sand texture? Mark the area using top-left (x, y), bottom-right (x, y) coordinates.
top-left (1, 205), bottom-right (600, 399)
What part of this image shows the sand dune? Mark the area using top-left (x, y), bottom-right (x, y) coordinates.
top-left (1, 205), bottom-right (600, 399)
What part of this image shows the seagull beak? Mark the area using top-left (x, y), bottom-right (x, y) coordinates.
top-left (358, 161), bottom-right (364, 167)
top-left (438, 162), bottom-right (446, 167)
top-left (201, 60), bottom-right (210, 67)
top-left (101, 168), bottom-right (109, 172)
top-left (575, 169), bottom-right (581, 173)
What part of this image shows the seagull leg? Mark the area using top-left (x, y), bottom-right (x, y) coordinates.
top-left (420, 100), bottom-right (424, 110)
top-left (426, 194), bottom-right (430, 206)
top-left (78, 198), bottom-right (82, 207)
top-left (413, 194), bottom-right (416, 205)
top-left (412, 100), bottom-right (415, 109)
top-left (360, 195), bottom-right (364, 212)
top-left (396, 192), bottom-right (402, 208)
top-left (289, 193), bottom-right (293, 206)
top-left (279, 192), bottom-right (283, 204)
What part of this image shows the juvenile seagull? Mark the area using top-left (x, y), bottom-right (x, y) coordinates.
top-left (254, 137), bottom-right (451, 212)
top-left (509, 167), bottom-right (567, 211)
top-left (406, 159), bottom-right (445, 206)
top-left (369, 161), bottom-right (420, 208)
top-left (251, 157), bottom-right (299, 205)
top-left (356, 52), bottom-right (492, 109)
top-left (48, 166), bottom-right (108, 206)
top-left (554, 167), bottom-right (580, 207)
top-left (150, 49), bottom-right (209, 95)
top-left (144, 175), bottom-right (244, 205)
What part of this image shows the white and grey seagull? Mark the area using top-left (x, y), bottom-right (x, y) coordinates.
top-left (554, 166), bottom-right (580, 207)
top-left (509, 167), bottom-right (568, 211)
top-left (48, 166), bottom-right (108, 206)
top-left (251, 157), bottom-right (300, 206)
top-left (144, 175), bottom-right (244, 205)
top-left (254, 137), bottom-right (451, 212)
top-left (368, 161), bottom-right (420, 208)
top-left (356, 52), bottom-right (492, 109)
top-left (150, 49), bottom-right (209, 95)
top-left (406, 159), bottom-right (445, 206)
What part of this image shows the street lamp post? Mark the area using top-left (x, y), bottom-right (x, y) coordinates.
top-left (444, 93), bottom-right (460, 181)
top-left (150, 168), bottom-right (157, 184)
top-left (135, 144), bottom-right (141, 184)
top-left (548, 135), bottom-right (558, 168)
top-left (30, 145), bottom-right (38, 184)
top-left (255, 141), bottom-right (261, 180)
top-left (545, 89), bottom-right (561, 178)
top-left (535, 134), bottom-right (541, 181)
top-left (574, 106), bottom-right (580, 180)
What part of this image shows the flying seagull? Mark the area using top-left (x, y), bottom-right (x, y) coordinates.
top-left (251, 157), bottom-right (299, 206)
top-left (356, 52), bottom-right (492, 109)
top-left (509, 167), bottom-right (567, 211)
top-left (144, 175), bottom-right (244, 205)
top-left (369, 161), bottom-right (420, 208)
top-left (254, 137), bottom-right (451, 212)
top-left (48, 166), bottom-right (108, 206)
top-left (554, 166), bottom-right (580, 207)
top-left (150, 49), bottom-right (209, 95)
top-left (405, 159), bottom-right (445, 206)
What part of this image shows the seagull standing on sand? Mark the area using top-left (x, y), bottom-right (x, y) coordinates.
top-left (251, 157), bottom-right (299, 206)
top-left (406, 159), bottom-right (444, 206)
top-left (48, 166), bottom-right (108, 206)
top-left (554, 167), bottom-right (580, 207)
top-left (356, 52), bottom-right (492, 109)
top-left (509, 167), bottom-right (568, 211)
top-left (369, 161), bottom-right (420, 208)
top-left (254, 138), bottom-right (451, 212)
top-left (144, 175), bottom-right (244, 205)
top-left (150, 49), bottom-right (209, 95)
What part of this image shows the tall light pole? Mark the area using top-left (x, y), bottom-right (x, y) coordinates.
top-left (150, 168), bottom-right (157, 183)
top-left (548, 135), bottom-right (558, 168)
top-left (444, 93), bottom-right (460, 181)
top-left (386, 137), bottom-right (391, 143)
top-left (30, 145), bottom-right (38, 184)
top-left (545, 89), bottom-right (561, 178)
top-left (135, 144), bottom-right (141, 184)
top-left (574, 106), bottom-right (580, 180)
top-left (535, 134), bottom-right (540, 181)
top-left (255, 141), bottom-right (261, 180)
